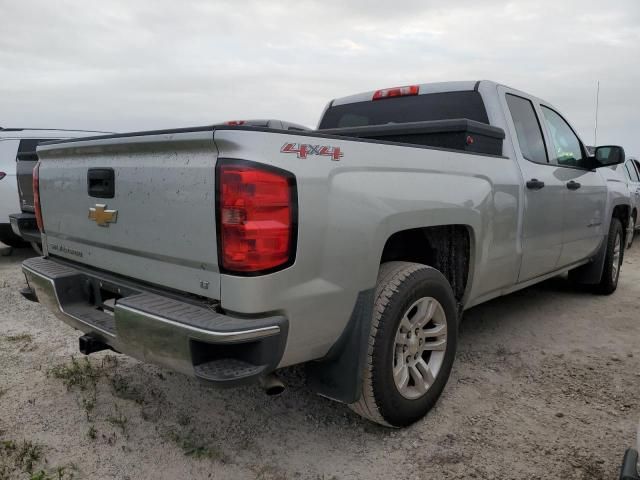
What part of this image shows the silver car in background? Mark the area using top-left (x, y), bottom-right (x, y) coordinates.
top-left (2, 127), bottom-right (111, 253)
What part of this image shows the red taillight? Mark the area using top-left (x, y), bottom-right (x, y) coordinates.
top-left (217, 161), bottom-right (296, 273)
top-left (33, 162), bottom-right (44, 233)
top-left (0, 172), bottom-right (6, 180)
top-left (372, 85), bottom-right (419, 100)
top-left (225, 120), bottom-right (246, 126)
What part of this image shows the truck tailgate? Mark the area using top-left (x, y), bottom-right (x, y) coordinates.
top-left (36, 128), bottom-right (221, 300)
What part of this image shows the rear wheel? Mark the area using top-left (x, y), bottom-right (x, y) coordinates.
top-left (595, 218), bottom-right (624, 295)
top-left (349, 262), bottom-right (458, 427)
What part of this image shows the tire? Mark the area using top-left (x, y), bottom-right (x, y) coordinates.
top-left (595, 218), bottom-right (624, 295)
top-left (349, 262), bottom-right (458, 427)
top-left (627, 213), bottom-right (636, 249)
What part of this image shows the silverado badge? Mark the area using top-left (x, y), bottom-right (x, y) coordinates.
top-left (88, 204), bottom-right (118, 226)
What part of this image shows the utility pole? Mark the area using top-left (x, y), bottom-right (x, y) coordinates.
top-left (594, 80), bottom-right (600, 146)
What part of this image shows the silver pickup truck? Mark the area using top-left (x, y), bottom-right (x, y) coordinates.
top-left (23, 80), bottom-right (630, 427)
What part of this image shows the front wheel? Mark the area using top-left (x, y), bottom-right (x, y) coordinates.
top-left (595, 218), bottom-right (624, 295)
top-left (349, 262), bottom-right (458, 427)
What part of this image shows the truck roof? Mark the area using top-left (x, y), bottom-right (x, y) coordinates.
top-left (330, 80), bottom-right (494, 107)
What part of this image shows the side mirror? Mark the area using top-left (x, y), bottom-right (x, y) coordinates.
top-left (594, 145), bottom-right (625, 167)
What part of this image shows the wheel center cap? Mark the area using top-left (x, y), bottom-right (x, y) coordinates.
top-left (408, 336), bottom-right (419, 356)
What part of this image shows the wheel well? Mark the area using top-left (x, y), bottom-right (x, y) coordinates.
top-left (380, 225), bottom-right (471, 303)
top-left (632, 208), bottom-right (637, 221)
top-left (612, 204), bottom-right (630, 231)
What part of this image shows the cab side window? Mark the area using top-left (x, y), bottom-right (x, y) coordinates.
top-left (541, 106), bottom-right (585, 168)
top-left (506, 94), bottom-right (548, 164)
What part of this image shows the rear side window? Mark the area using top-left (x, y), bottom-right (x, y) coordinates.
top-left (17, 139), bottom-right (57, 161)
top-left (318, 91), bottom-right (490, 129)
top-left (505, 94), bottom-right (548, 164)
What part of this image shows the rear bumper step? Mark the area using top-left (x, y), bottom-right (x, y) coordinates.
top-left (22, 257), bottom-right (288, 386)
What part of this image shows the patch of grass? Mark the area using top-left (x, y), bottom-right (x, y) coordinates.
top-left (48, 357), bottom-right (101, 392)
top-left (106, 405), bottom-right (128, 435)
top-left (4, 333), bottom-right (33, 343)
top-left (177, 413), bottom-right (191, 427)
top-left (86, 426), bottom-right (97, 441)
top-left (49, 357), bottom-right (103, 422)
top-left (100, 354), bottom-right (119, 371)
top-left (0, 439), bottom-right (42, 476)
top-left (109, 374), bottom-right (144, 404)
top-left (48, 355), bottom-right (134, 427)
top-left (166, 429), bottom-right (229, 462)
top-left (14, 441), bottom-right (42, 473)
top-left (253, 465), bottom-right (288, 480)
top-left (81, 396), bottom-right (96, 420)
top-left (29, 463), bottom-right (77, 480)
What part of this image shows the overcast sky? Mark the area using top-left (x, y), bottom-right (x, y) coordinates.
top-left (1, 0), bottom-right (639, 153)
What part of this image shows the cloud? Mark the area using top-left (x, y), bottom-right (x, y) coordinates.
top-left (0, 0), bottom-right (638, 153)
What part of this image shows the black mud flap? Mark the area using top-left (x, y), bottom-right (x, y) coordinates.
top-left (306, 289), bottom-right (374, 404)
top-left (569, 234), bottom-right (608, 284)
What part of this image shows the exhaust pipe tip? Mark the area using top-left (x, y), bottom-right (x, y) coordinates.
top-left (260, 373), bottom-right (285, 396)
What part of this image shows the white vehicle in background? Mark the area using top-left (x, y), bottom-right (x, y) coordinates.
top-left (0, 127), bottom-right (111, 251)
top-left (616, 157), bottom-right (640, 247)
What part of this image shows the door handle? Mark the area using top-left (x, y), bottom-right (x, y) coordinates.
top-left (566, 181), bottom-right (581, 190)
top-left (526, 179), bottom-right (545, 190)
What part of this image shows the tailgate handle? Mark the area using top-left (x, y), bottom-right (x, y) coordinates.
top-left (87, 168), bottom-right (115, 198)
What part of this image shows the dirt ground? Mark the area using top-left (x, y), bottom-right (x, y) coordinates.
top-left (1, 246), bottom-right (639, 480)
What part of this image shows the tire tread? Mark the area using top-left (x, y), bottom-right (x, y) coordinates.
top-left (349, 261), bottom-right (433, 427)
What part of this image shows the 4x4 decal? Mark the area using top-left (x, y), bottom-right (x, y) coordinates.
top-left (281, 142), bottom-right (343, 161)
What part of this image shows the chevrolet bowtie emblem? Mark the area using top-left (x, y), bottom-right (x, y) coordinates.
top-left (88, 204), bottom-right (118, 226)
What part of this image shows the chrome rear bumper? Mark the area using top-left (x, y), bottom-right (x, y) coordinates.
top-left (22, 257), bottom-right (287, 385)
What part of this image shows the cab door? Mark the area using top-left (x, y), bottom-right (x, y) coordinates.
top-left (539, 106), bottom-right (607, 267)
top-left (500, 88), bottom-right (565, 282)
top-left (623, 160), bottom-right (640, 228)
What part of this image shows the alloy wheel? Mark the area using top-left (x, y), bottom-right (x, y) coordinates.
top-left (393, 297), bottom-right (448, 400)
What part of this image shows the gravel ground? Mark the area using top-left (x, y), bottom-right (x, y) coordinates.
top-left (1, 247), bottom-right (639, 479)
